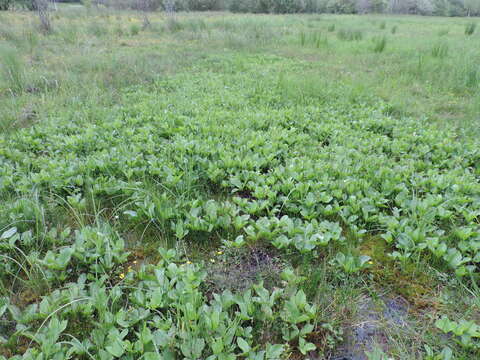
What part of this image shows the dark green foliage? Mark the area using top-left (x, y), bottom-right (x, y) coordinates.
top-left (0, 0), bottom-right (13, 10)
top-left (229, 0), bottom-right (306, 13)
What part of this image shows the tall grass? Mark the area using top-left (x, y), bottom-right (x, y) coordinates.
top-left (337, 28), bottom-right (363, 41)
top-left (0, 45), bottom-right (25, 94)
top-left (166, 17), bottom-right (183, 32)
top-left (300, 30), bottom-right (327, 48)
top-left (58, 24), bottom-right (79, 44)
top-left (431, 41), bottom-right (448, 58)
top-left (88, 21), bottom-right (109, 37)
top-left (463, 62), bottom-right (479, 89)
top-left (438, 28), bottom-right (450, 36)
top-left (300, 30), bottom-right (306, 46)
top-left (372, 35), bottom-right (387, 53)
top-left (465, 22), bottom-right (476, 36)
top-left (130, 23), bottom-right (140, 36)
top-left (23, 28), bottom-right (39, 54)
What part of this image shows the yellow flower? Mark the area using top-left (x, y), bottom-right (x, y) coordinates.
top-left (216, 251), bottom-right (223, 255)
top-left (368, 261), bottom-right (373, 265)
top-left (186, 260), bottom-right (192, 265)
top-left (119, 273), bottom-right (125, 279)
top-left (210, 259), bottom-right (216, 263)
top-left (133, 260), bottom-right (137, 264)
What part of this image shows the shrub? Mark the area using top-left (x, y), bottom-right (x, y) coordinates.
top-left (0, 0), bottom-right (13, 10)
top-left (391, 25), bottom-right (397, 34)
top-left (327, 23), bottom-right (335, 32)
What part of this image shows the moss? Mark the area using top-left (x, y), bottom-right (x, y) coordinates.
top-left (360, 236), bottom-right (436, 308)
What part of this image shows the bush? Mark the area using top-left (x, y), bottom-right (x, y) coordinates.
top-left (0, 0), bottom-right (13, 10)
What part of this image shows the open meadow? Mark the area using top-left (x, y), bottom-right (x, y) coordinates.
top-left (1, 7), bottom-right (480, 360)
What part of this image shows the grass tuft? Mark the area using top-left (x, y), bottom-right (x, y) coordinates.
top-left (337, 28), bottom-right (363, 41)
top-left (431, 41), bottom-right (449, 58)
top-left (130, 23), bottom-right (140, 36)
top-left (88, 21), bottom-right (108, 37)
top-left (372, 35), bottom-right (387, 53)
top-left (465, 22), bottom-right (476, 36)
top-left (166, 17), bottom-right (183, 32)
top-left (438, 28), bottom-right (450, 36)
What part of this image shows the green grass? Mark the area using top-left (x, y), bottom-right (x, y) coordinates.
top-left (465, 21), bottom-right (476, 36)
top-left (337, 27), bottom-right (363, 41)
top-left (0, 45), bottom-right (24, 94)
top-left (431, 41), bottom-right (449, 58)
top-left (0, 9), bottom-right (480, 360)
top-left (372, 35), bottom-right (387, 53)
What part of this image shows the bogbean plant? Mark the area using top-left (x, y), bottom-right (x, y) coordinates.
top-left (0, 239), bottom-right (325, 359)
top-left (435, 317), bottom-right (480, 351)
top-left (1, 53), bottom-right (480, 356)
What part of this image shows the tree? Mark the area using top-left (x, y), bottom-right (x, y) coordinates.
top-left (0, 0), bottom-right (13, 10)
top-left (356, 0), bottom-right (372, 13)
top-left (34, 0), bottom-right (52, 33)
top-left (164, 0), bottom-right (175, 14)
top-left (465, 0), bottom-right (480, 15)
top-left (371, 0), bottom-right (386, 12)
top-left (417, 0), bottom-right (435, 14)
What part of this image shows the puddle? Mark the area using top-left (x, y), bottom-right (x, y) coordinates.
top-left (205, 246), bottom-right (284, 294)
top-left (332, 295), bottom-right (410, 360)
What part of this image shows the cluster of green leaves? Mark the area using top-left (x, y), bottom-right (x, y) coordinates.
top-left (0, 242), bottom-right (324, 359)
top-left (1, 53), bottom-right (480, 274)
top-left (1, 52), bottom-right (480, 357)
top-left (436, 316), bottom-right (480, 352)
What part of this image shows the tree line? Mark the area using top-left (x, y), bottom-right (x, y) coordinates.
top-left (1, 0), bottom-right (479, 16)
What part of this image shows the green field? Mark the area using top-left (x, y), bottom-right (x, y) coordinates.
top-left (1, 8), bottom-right (480, 360)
